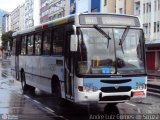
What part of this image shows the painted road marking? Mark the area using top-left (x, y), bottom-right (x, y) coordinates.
top-left (126, 102), bottom-right (136, 107)
top-left (45, 107), bottom-right (55, 113)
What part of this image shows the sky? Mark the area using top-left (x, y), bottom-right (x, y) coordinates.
top-left (0, 0), bottom-right (25, 12)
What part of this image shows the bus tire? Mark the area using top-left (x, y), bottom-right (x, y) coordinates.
top-left (51, 76), bottom-right (70, 106)
top-left (21, 71), bottom-right (29, 94)
top-left (21, 71), bottom-right (35, 94)
top-left (52, 77), bottom-right (61, 97)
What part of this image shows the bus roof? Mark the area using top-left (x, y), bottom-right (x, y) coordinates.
top-left (12, 14), bottom-right (75, 37)
top-left (12, 13), bottom-right (140, 37)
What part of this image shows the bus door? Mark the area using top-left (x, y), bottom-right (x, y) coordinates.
top-left (65, 32), bottom-right (74, 99)
top-left (15, 36), bottom-right (20, 80)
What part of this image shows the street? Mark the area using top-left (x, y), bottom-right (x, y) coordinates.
top-left (0, 60), bottom-right (160, 120)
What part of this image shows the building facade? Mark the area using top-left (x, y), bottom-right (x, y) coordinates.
top-left (24, 0), bottom-right (40, 28)
top-left (141, 0), bottom-right (160, 72)
top-left (101, 0), bottom-right (115, 13)
top-left (10, 6), bottom-right (22, 32)
top-left (0, 9), bottom-right (7, 46)
top-left (2, 14), bottom-right (11, 33)
top-left (40, 0), bottom-right (102, 23)
top-left (40, 0), bottom-right (68, 23)
top-left (101, 0), bottom-right (135, 15)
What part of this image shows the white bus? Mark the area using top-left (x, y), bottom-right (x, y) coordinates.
top-left (11, 13), bottom-right (147, 104)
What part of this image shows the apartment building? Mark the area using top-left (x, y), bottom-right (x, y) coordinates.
top-left (142, 0), bottom-right (160, 72)
top-left (101, 0), bottom-right (135, 15)
top-left (24, 0), bottom-right (40, 28)
top-left (40, 0), bottom-right (68, 23)
top-left (40, 0), bottom-right (102, 23)
top-left (2, 14), bottom-right (11, 33)
top-left (10, 6), bottom-right (21, 31)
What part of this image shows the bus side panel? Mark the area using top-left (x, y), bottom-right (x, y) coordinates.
top-left (19, 56), bottom-right (33, 85)
top-left (39, 56), bottom-right (65, 95)
top-left (19, 55), bottom-right (65, 96)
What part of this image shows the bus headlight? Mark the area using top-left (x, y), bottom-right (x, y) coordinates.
top-left (134, 82), bottom-right (146, 90)
top-left (84, 86), bottom-right (99, 92)
top-left (78, 84), bottom-right (99, 92)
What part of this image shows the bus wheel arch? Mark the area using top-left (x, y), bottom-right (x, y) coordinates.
top-left (20, 69), bottom-right (35, 94)
top-left (20, 69), bottom-right (29, 93)
top-left (51, 75), bottom-right (61, 96)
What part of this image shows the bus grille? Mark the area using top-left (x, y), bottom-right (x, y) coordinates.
top-left (99, 95), bottom-right (130, 101)
top-left (100, 86), bottom-right (131, 93)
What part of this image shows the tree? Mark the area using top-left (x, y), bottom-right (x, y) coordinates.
top-left (1, 31), bottom-right (13, 51)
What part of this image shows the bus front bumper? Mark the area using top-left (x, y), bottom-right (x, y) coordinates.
top-left (74, 89), bottom-right (147, 104)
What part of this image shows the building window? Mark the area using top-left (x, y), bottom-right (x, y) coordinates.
top-left (146, 3), bottom-right (148, 13)
top-left (148, 2), bottom-right (151, 12)
top-left (143, 4), bottom-right (145, 13)
top-left (135, 2), bottom-right (140, 15)
top-left (155, 1), bottom-right (157, 11)
top-left (159, 0), bottom-right (160, 10)
top-left (119, 8), bottom-right (123, 14)
top-left (154, 22), bottom-right (156, 33)
top-left (143, 24), bottom-right (148, 34)
top-left (157, 22), bottom-right (160, 32)
top-left (104, 0), bottom-right (107, 6)
top-left (149, 23), bottom-right (151, 34)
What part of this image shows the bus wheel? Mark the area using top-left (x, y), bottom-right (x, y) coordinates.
top-left (52, 77), bottom-right (69, 106)
top-left (21, 71), bottom-right (35, 94)
top-left (52, 77), bottom-right (61, 97)
top-left (21, 71), bottom-right (29, 94)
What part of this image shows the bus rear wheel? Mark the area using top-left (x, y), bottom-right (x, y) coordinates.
top-left (52, 77), bottom-right (61, 97)
top-left (21, 71), bottom-right (35, 94)
top-left (52, 77), bottom-right (67, 105)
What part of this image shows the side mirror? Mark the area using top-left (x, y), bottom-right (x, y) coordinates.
top-left (70, 35), bottom-right (78, 52)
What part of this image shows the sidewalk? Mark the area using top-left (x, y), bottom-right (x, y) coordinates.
top-left (147, 70), bottom-right (160, 85)
top-left (147, 70), bottom-right (160, 77)
top-left (147, 71), bottom-right (160, 96)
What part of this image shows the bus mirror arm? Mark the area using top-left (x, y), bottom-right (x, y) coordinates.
top-left (65, 61), bottom-right (73, 77)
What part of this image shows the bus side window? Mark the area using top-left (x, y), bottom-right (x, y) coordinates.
top-left (52, 28), bottom-right (64, 55)
top-left (35, 33), bottom-right (42, 55)
top-left (27, 35), bottom-right (34, 55)
top-left (21, 36), bottom-right (27, 55)
top-left (11, 38), bottom-right (16, 55)
top-left (43, 31), bottom-right (51, 55)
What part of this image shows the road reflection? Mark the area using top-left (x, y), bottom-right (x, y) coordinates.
top-left (104, 104), bottom-right (120, 120)
top-left (26, 89), bottom-right (121, 120)
top-left (0, 61), bottom-right (11, 78)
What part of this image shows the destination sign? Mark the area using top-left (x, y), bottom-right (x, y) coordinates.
top-left (79, 14), bottom-right (140, 27)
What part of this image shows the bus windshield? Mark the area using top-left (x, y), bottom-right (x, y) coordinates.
top-left (77, 27), bottom-right (145, 75)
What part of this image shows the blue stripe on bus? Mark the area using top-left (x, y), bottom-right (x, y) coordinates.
top-left (83, 77), bottom-right (146, 89)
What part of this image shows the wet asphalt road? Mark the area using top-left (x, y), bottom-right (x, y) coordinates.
top-left (0, 60), bottom-right (160, 120)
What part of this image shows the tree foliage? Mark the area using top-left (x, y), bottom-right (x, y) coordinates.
top-left (1, 31), bottom-right (13, 50)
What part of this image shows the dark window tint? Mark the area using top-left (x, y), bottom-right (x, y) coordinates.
top-left (43, 31), bottom-right (51, 55)
top-left (53, 28), bottom-right (64, 55)
top-left (12, 38), bottom-right (16, 55)
top-left (27, 35), bottom-right (34, 55)
top-left (35, 33), bottom-right (42, 55)
top-left (21, 36), bottom-right (27, 55)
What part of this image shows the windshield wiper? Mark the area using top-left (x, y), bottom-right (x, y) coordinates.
top-left (119, 26), bottom-right (130, 54)
top-left (94, 25), bottom-right (111, 48)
